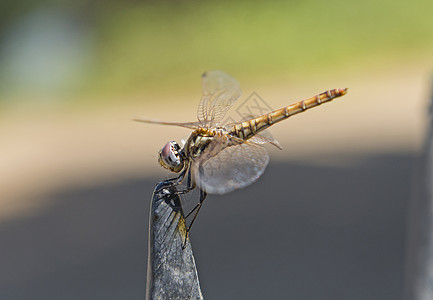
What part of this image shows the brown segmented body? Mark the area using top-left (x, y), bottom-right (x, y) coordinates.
top-left (229, 88), bottom-right (347, 141)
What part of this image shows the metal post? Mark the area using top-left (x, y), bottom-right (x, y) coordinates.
top-left (405, 79), bottom-right (433, 300)
top-left (146, 180), bottom-right (203, 300)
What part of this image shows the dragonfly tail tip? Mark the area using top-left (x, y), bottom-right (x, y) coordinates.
top-left (339, 88), bottom-right (348, 95)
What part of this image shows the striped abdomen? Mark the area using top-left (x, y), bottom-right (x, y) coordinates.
top-left (229, 88), bottom-right (348, 140)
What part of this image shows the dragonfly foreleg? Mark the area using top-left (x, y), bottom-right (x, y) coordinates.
top-left (155, 168), bottom-right (188, 195)
top-left (165, 168), bottom-right (187, 185)
top-left (175, 166), bottom-right (196, 195)
top-left (182, 189), bottom-right (207, 249)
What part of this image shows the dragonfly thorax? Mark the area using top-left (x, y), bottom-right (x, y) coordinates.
top-left (158, 141), bottom-right (185, 173)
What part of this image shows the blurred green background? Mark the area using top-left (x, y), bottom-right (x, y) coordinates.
top-left (1, 0), bottom-right (432, 102)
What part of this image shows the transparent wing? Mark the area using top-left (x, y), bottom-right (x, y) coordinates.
top-left (133, 117), bottom-right (201, 130)
top-left (249, 131), bottom-right (283, 150)
top-left (197, 70), bottom-right (242, 126)
top-left (192, 138), bottom-right (270, 194)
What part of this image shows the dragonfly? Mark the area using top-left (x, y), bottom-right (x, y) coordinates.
top-left (135, 70), bottom-right (348, 242)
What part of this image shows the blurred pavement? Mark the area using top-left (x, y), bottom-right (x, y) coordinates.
top-left (0, 155), bottom-right (411, 300)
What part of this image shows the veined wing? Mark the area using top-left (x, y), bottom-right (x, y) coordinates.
top-left (133, 117), bottom-right (201, 130)
top-left (197, 71), bottom-right (242, 127)
top-left (249, 131), bottom-right (283, 150)
top-left (192, 136), bottom-right (270, 195)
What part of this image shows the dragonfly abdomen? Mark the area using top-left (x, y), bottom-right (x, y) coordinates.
top-left (230, 88), bottom-right (347, 141)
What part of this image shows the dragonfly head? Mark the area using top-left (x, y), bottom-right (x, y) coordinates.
top-left (158, 141), bottom-right (184, 173)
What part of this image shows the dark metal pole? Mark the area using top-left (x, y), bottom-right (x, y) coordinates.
top-left (146, 180), bottom-right (203, 300)
top-left (405, 80), bottom-right (433, 300)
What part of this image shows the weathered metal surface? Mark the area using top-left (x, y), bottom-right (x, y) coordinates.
top-left (146, 180), bottom-right (203, 300)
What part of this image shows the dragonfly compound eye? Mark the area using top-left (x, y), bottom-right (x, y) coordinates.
top-left (158, 141), bottom-right (183, 172)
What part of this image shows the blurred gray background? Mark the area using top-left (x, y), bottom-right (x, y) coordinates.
top-left (1, 155), bottom-right (411, 299)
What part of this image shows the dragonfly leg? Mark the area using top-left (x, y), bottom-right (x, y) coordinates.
top-left (155, 169), bottom-right (188, 194)
top-left (165, 168), bottom-right (187, 185)
top-left (174, 167), bottom-right (196, 195)
top-left (182, 189), bottom-right (207, 249)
